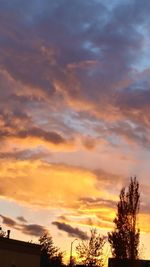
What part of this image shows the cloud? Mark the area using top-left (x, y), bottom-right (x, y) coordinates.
top-left (15, 128), bottom-right (66, 145)
top-left (52, 221), bottom-right (88, 240)
top-left (0, 160), bottom-right (100, 207)
top-left (55, 195), bottom-right (117, 230)
top-left (21, 224), bottom-right (46, 237)
top-left (79, 197), bottom-right (116, 210)
top-left (0, 215), bottom-right (17, 227)
top-left (0, 0), bottom-right (150, 151)
top-left (0, 148), bottom-right (51, 161)
top-left (0, 214), bottom-right (46, 237)
top-left (94, 169), bottom-right (126, 197)
top-left (0, 0), bottom-right (150, 247)
top-left (16, 216), bottom-right (28, 223)
top-left (0, 110), bottom-right (70, 146)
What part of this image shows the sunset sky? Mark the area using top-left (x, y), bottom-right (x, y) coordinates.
top-left (0, 0), bottom-right (150, 262)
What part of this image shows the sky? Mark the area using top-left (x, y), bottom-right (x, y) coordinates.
top-left (0, 0), bottom-right (150, 262)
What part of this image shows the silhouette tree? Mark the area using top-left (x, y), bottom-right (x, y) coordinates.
top-left (108, 177), bottom-right (140, 259)
top-left (39, 232), bottom-right (64, 267)
top-left (51, 252), bottom-right (64, 267)
top-left (0, 226), bottom-right (7, 237)
top-left (76, 228), bottom-right (105, 266)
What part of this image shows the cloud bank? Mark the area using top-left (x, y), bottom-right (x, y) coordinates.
top-left (0, 0), bottom-right (150, 247)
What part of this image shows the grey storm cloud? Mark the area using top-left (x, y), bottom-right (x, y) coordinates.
top-left (0, 0), bottom-right (148, 93)
top-left (0, 0), bottom-right (150, 148)
top-left (52, 221), bottom-right (88, 240)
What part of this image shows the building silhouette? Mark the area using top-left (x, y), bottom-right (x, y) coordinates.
top-left (0, 236), bottom-right (41, 267)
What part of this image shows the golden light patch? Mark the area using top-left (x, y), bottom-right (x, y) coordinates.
top-left (0, 160), bottom-right (100, 208)
top-left (139, 214), bottom-right (150, 233)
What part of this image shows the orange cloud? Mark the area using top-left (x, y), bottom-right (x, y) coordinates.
top-left (0, 160), bottom-right (100, 207)
top-left (5, 136), bottom-right (75, 152)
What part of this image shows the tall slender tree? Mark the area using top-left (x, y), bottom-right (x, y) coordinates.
top-left (108, 177), bottom-right (140, 259)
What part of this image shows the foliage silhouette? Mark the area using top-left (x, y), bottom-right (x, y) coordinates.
top-left (108, 177), bottom-right (140, 259)
top-left (76, 228), bottom-right (105, 266)
top-left (39, 232), bottom-right (64, 267)
top-left (0, 226), bottom-right (7, 237)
